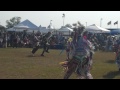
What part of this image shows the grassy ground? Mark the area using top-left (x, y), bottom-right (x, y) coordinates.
top-left (0, 47), bottom-right (120, 79)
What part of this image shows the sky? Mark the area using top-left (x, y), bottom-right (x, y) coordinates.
top-left (0, 11), bottom-right (120, 29)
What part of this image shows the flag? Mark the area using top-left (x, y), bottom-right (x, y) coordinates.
top-left (107, 21), bottom-right (111, 25)
top-left (62, 13), bottom-right (65, 17)
top-left (114, 21), bottom-right (118, 25)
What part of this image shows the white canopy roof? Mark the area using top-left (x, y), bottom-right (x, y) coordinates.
top-left (57, 27), bottom-right (73, 35)
top-left (7, 19), bottom-right (39, 32)
top-left (17, 19), bottom-right (38, 30)
top-left (85, 24), bottom-right (110, 33)
top-left (14, 24), bottom-right (30, 29)
top-left (39, 27), bottom-right (49, 34)
top-left (47, 25), bottom-right (54, 29)
top-left (58, 27), bottom-right (73, 32)
top-left (7, 28), bottom-right (15, 31)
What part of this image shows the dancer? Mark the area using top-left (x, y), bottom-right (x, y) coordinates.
top-left (31, 34), bottom-right (40, 56)
top-left (60, 21), bottom-right (94, 79)
top-left (40, 32), bottom-right (52, 56)
top-left (66, 37), bottom-right (73, 61)
top-left (115, 45), bottom-right (120, 71)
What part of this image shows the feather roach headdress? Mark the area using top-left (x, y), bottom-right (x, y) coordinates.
top-left (72, 21), bottom-right (86, 42)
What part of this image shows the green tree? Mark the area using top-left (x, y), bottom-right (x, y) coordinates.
top-left (6, 16), bottom-right (21, 29)
top-left (0, 25), bottom-right (5, 33)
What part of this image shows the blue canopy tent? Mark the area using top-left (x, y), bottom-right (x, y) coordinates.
top-left (107, 28), bottom-right (120, 35)
top-left (7, 19), bottom-right (39, 33)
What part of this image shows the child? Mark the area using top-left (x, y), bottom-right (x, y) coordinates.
top-left (66, 37), bottom-right (73, 61)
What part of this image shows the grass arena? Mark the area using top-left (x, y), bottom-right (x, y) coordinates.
top-left (0, 48), bottom-right (120, 79)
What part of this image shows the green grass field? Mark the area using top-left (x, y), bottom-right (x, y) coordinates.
top-left (0, 48), bottom-right (120, 79)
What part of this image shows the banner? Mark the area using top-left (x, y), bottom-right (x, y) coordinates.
top-left (62, 13), bottom-right (65, 17)
top-left (114, 21), bottom-right (118, 25)
top-left (107, 21), bottom-right (111, 25)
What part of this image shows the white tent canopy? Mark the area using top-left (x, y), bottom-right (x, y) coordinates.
top-left (13, 24), bottom-right (30, 32)
top-left (47, 24), bottom-right (54, 29)
top-left (7, 19), bottom-right (39, 32)
top-left (7, 28), bottom-right (15, 31)
top-left (39, 24), bottom-right (55, 34)
top-left (58, 26), bottom-right (73, 35)
top-left (85, 24), bottom-right (110, 33)
top-left (39, 27), bottom-right (49, 34)
top-left (14, 24), bottom-right (30, 29)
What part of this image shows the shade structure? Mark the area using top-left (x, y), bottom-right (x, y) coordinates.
top-left (7, 28), bottom-right (15, 31)
top-left (58, 27), bottom-right (73, 35)
top-left (59, 27), bottom-right (73, 32)
top-left (85, 24), bottom-right (110, 33)
top-left (14, 24), bottom-right (30, 29)
top-left (13, 24), bottom-right (30, 32)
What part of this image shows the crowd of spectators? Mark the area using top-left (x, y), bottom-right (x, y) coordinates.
top-left (0, 31), bottom-right (120, 52)
top-left (0, 31), bottom-right (67, 49)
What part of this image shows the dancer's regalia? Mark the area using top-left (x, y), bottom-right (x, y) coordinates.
top-left (41, 32), bottom-right (52, 56)
top-left (45, 32), bottom-right (52, 52)
top-left (31, 35), bottom-right (40, 56)
top-left (66, 37), bottom-right (73, 60)
top-left (115, 45), bottom-right (120, 71)
top-left (60, 21), bottom-right (94, 79)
